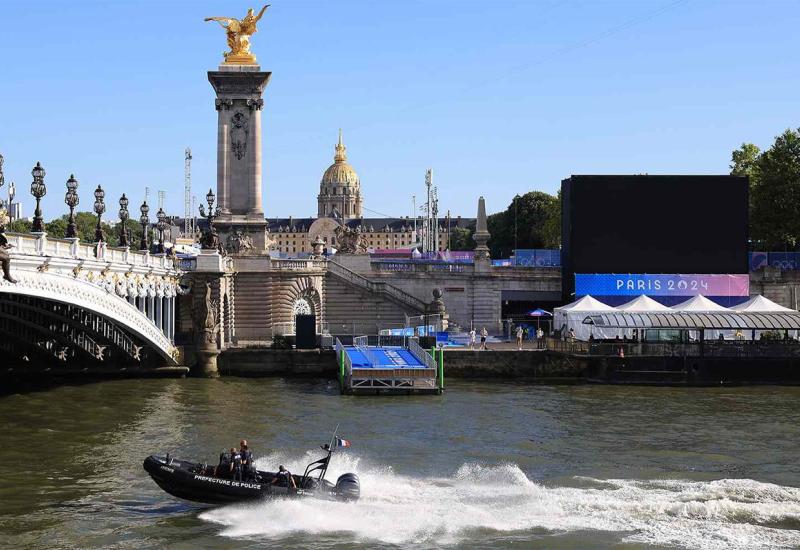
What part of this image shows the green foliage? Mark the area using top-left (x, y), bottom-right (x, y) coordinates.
top-left (7, 219), bottom-right (31, 233)
top-left (449, 226), bottom-right (475, 251)
top-left (6, 211), bottom-right (146, 248)
top-left (271, 333), bottom-right (291, 349)
top-left (485, 191), bottom-right (560, 258)
top-left (733, 128), bottom-right (800, 248)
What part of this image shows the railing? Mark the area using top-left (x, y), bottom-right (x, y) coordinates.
top-left (327, 259), bottom-right (427, 312)
top-left (408, 337), bottom-right (437, 370)
top-left (353, 334), bottom-right (382, 367)
top-left (6, 232), bottom-right (175, 270)
top-left (270, 258), bottom-right (327, 270)
top-left (372, 261), bottom-right (468, 273)
top-left (548, 338), bottom-right (800, 358)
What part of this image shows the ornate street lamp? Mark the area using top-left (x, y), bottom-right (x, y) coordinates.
top-left (118, 194), bottom-right (130, 247)
top-left (198, 188), bottom-right (221, 250)
top-left (139, 200), bottom-right (150, 251)
top-left (64, 174), bottom-right (79, 239)
top-left (30, 162), bottom-right (47, 232)
top-left (156, 207), bottom-right (168, 253)
top-left (0, 153), bottom-right (5, 207)
top-left (93, 185), bottom-right (106, 242)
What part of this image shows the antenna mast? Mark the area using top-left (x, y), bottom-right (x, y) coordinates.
top-left (184, 147), bottom-right (192, 236)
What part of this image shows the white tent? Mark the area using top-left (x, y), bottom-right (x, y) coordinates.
top-left (729, 295), bottom-right (796, 340)
top-left (617, 295), bottom-right (672, 312)
top-left (672, 295), bottom-right (728, 312)
top-left (730, 295), bottom-right (794, 312)
top-left (553, 295), bottom-right (619, 341)
top-left (672, 295), bottom-right (729, 340)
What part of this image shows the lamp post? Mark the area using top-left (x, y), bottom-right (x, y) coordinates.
top-left (156, 207), bottom-right (168, 253)
top-left (118, 194), bottom-right (129, 247)
top-left (514, 193), bottom-right (519, 257)
top-left (0, 153), bottom-right (5, 209)
top-left (198, 188), bottom-right (220, 250)
top-left (64, 174), bottom-right (79, 239)
top-left (139, 201), bottom-right (150, 251)
top-left (30, 162), bottom-right (47, 233)
top-left (93, 185), bottom-right (106, 242)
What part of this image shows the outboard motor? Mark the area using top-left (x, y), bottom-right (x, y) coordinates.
top-left (334, 473), bottom-right (360, 501)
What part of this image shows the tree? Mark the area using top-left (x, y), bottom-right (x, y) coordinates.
top-left (7, 219), bottom-right (31, 233)
top-left (730, 142), bottom-right (761, 181)
top-left (449, 226), bottom-right (474, 251)
top-left (747, 128), bottom-right (800, 249)
top-left (486, 191), bottom-right (560, 258)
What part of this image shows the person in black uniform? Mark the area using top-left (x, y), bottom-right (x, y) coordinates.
top-left (271, 465), bottom-right (296, 490)
top-left (230, 447), bottom-right (243, 481)
top-left (239, 439), bottom-right (255, 481)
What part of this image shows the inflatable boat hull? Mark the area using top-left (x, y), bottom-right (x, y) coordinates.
top-left (143, 455), bottom-right (356, 505)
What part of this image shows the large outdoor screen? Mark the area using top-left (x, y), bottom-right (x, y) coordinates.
top-left (561, 175), bottom-right (749, 300)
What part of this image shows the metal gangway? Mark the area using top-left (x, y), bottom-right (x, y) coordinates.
top-left (335, 336), bottom-right (444, 395)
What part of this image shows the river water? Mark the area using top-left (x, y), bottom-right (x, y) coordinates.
top-left (1, 378), bottom-right (800, 549)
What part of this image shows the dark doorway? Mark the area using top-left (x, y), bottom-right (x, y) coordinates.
top-left (295, 314), bottom-right (316, 349)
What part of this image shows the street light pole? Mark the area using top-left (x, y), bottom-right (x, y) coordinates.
top-left (30, 162), bottom-right (47, 233)
top-left (139, 201), bottom-right (150, 251)
top-left (118, 194), bottom-right (129, 247)
top-left (64, 174), bottom-right (79, 239)
top-left (93, 185), bottom-right (106, 242)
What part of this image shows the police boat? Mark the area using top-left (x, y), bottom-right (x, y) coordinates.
top-left (143, 443), bottom-right (360, 504)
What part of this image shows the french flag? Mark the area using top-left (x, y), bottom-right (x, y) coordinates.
top-left (335, 437), bottom-right (351, 448)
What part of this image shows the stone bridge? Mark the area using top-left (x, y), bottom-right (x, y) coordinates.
top-left (1, 232), bottom-right (183, 373)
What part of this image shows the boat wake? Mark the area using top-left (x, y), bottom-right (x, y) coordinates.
top-left (199, 451), bottom-right (800, 548)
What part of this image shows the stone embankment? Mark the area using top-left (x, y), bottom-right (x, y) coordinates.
top-left (217, 347), bottom-right (587, 381)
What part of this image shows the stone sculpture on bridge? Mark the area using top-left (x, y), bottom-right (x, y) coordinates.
top-left (204, 5), bottom-right (269, 65)
top-left (334, 224), bottom-right (367, 254)
top-left (226, 229), bottom-right (254, 254)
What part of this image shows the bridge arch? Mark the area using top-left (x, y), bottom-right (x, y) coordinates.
top-left (0, 271), bottom-right (177, 365)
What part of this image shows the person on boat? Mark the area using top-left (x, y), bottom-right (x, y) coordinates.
top-left (230, 447), bottom-right (243, 481)
top-left (214, 448), bottom-right (232, 478)
top-left (271, 465), bottom-right (296, 490)
top-left (239, 439), bottom-right (255, 481)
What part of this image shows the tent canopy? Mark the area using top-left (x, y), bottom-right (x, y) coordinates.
top-left (672, 295), bottom-right (727, 311)
top-left (731, 295), bottom-right (794, 312)
top-left (617, 295), bottom-right (672, 312)
top-left (558, 295), bottom-right (617, 312)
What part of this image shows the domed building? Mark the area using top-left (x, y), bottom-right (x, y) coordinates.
top-left (317, 130), bottom-right (362, 219)
top-left (264, 130), bottom-right (474, 256)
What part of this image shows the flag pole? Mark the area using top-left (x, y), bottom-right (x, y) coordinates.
top-left (328, 423), bottom-right (340, 451)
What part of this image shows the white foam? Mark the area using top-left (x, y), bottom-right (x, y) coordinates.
top-left (199, 452), bottom-right (800, 548)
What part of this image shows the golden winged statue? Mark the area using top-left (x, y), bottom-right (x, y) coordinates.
top-left (205, 5), bottom-right (270, 65)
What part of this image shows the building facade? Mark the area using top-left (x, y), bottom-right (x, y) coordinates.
top-left (267, 131), bottom-right (474, 255)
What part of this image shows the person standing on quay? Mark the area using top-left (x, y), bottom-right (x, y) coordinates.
top-left (516, 326), bottom-right (524, 350)
top-left (537, 327), bottom-right (544, 349)
top-left (480, 327), bottom-right (488, 350)
top-left (469, 328), bottom-right (476, 350)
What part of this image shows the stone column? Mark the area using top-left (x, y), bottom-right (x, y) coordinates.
top-left (207, 66), bottom-right (271, 251)
top-left (156, 295), bottom-right (163, 333)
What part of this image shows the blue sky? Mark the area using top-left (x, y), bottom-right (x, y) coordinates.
top-left (0, 0), bottom-right (798, 220)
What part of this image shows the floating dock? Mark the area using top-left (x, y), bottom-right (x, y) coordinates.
top-left (336, 337), bottom-right (444, 395)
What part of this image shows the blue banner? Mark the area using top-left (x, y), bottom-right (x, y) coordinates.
top-left (513, 249), bottom-right (561, 267)
top-left (749, 251), bottom-right (800, 271)
top-left (575, 273), bottom-right (749, 297)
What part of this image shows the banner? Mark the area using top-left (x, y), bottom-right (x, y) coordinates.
top-left (513, 249), bottom-right (561, 267)
top-left (575, 274), bottom-right (749, 297)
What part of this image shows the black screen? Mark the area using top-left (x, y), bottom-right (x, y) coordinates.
top-left (561, 175), bottom-right (748, 299)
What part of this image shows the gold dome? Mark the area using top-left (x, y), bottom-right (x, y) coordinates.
top-left (321, 129), bottom-right (360, 187)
